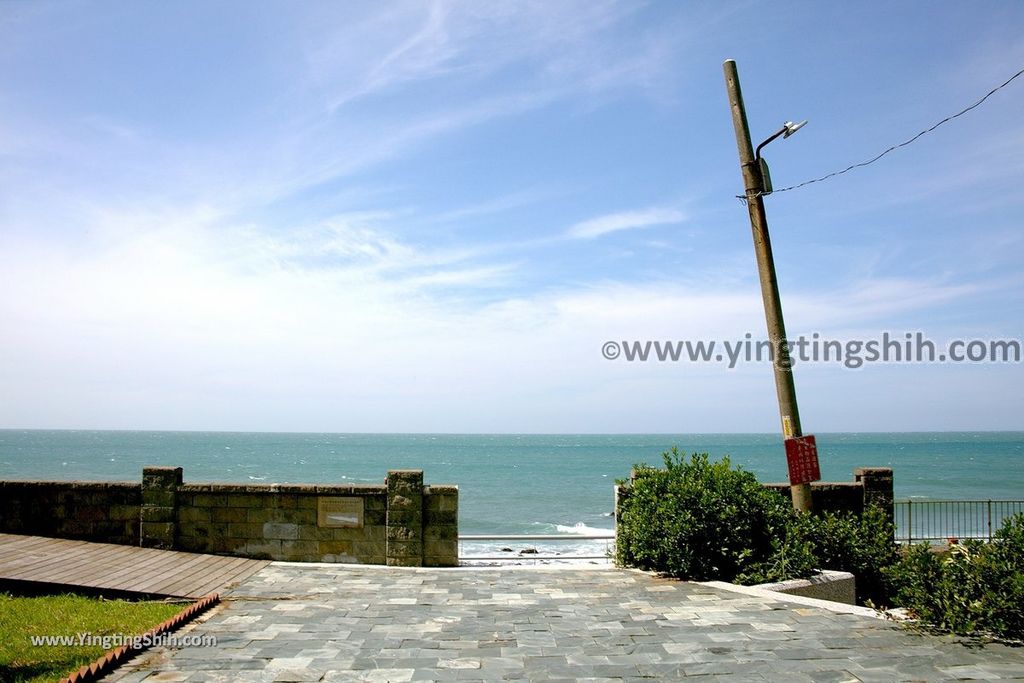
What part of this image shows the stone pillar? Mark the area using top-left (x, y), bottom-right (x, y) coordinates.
top-left (423, 486), bottom-right (458, 567)
top-left (386, 470), bottom-right (424, 567)
top-left (614, 469), bottom-right (638, 527)
top-left (141, 466), bottom-right (182, 549)
top-left (854, 467), bottom-right (894, 522)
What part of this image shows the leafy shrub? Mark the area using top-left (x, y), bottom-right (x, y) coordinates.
top-left (615, 449), bottom-right (900, 604)
top-left (803, 506), bottom-right (900, 606)
top-left (617, 448), bottom-right (1024, 639)
top-left (983, 514), bottom-right (1024, 636)
top-left (888, 513), bottom-right (1024, 640)
top-left (736, 510), bottom-right (817, 585)
top-left (734, 504), bottom-right (900, 605)
top-left (615, 448), bottom-right (797, 582)
top-left (884, 541), bottom-right (944, 619)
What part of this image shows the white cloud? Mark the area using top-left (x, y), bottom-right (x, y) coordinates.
top-left (566, 208), bottom-right (686, 239)
top-left (0, 2), bottom-right (701, 246)
top-left (307, 1), bottom-right (658, 111)
top-left (429, 187), bottom-right (565, 224)
top-left (2, 197), bottom-right (1009, 431)
top-left (2, 3), bottom-right (1021, 431)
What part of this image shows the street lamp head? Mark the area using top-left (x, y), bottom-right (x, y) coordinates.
top-left (756, 119), bottom-right (808, 161)
top-left (782, 120), bottom-right (808, 138)
top-left (754, 119), bottom-right (808, 191)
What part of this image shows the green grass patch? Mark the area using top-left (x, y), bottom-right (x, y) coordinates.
top-left (0, 592), bottom-right (183, 683)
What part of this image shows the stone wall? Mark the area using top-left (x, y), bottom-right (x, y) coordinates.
top-left (0, 468), bottom-right (458, 566)
top-left (171, 480), bottom-right (388, 563)
top-left (763, 467), bottom-right (894, 519)
top-left (0, 480), bottom-right (141, 545)
top-left (424, 484), bottom-right (458, 568)
top-left (855, 467), bottom-right (895, 518)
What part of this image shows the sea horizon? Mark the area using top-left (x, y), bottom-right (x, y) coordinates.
top-left (3, 429), bottom-right (1022, 556)
top-left (3, 427), bottom-right (1024, 436)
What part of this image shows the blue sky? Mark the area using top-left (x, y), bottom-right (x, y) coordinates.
top-left (1, 1), bottom-right (1022, 433)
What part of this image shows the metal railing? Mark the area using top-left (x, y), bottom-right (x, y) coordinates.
top-left (457, 501), bottom-right (1024, 558)
top-left (895, 500), bottom-right (1024, 544)
top-left (458, 532), bottom-right (616, 561)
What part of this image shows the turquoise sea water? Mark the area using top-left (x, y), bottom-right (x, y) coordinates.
top-left (2, 431), bottom-right (1022, 541)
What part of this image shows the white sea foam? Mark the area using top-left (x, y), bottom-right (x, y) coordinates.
top-left (555, 522), bottom-right (612, 536)
top-left (459, 538), bottom-right (613, 560)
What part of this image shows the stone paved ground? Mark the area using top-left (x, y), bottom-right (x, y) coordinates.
top-left (107, 564), bottom-right (1024, 682)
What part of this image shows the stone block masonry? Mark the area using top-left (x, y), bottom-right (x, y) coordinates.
top-left (174, 481), bottom-right (389, 564)
top-left (0, 480), bottom-right (141, 545)
top-left (764, 467), bottom-right (894, 518)
top-left (423, 484), bottom-right (458, 568)
top-left (386, 470), bottom-right (423, 567)
top-left (0, 468), bottom-right (459, 566)
top-left (141, 466), bottom-right (182, 549)
top-left (855, 467), bottom-right (895, 522)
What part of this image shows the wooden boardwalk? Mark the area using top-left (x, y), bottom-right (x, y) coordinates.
top-left (0, 533), bottom-right (269, 598)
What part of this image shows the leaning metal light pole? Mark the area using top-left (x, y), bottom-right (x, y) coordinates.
top-left (723, 59), bottom-right (814, 513)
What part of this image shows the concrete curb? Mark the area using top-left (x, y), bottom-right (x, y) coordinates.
top-left (698, 580), bottom-right (888, 619)
top-left (752, 569), bottom-right (856, 605)
top-left (60, 593), bottom-right (220, 683)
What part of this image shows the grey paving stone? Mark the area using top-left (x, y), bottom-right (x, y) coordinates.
top-left (102, 564), bottom-right (1024, 682)
top-left (107, 674), bottom-right (152, 683)
top-left (804, 671), bottom-right (862, 683)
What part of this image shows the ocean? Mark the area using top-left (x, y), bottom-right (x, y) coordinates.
top-left (2, 431), bottom-right (1022, 557)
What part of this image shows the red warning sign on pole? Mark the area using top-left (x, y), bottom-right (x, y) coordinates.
top-left (785, 434), bottom-right (821, 485)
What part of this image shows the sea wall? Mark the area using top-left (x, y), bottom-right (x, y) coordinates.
top-left (0, 480), bottom-right (141, 545)
top-left (616, 467), bottom-right (894, 521)
top-left (0, 467), bottom-right (458, 567)
top-left (763, 467), bottom-right (894, 519)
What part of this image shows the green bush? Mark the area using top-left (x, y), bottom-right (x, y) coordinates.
top-left (615, 449), bottom-right (900, 603)
top-left (615, 448), bottom-right (798, 582)
top-left (983, 514), bottom-right (1024, 636)
top-left (616, 448), bottom-right (1024, 640)
top-left (802, 506), bottom-right (900, 606)
top-left (735, 504), bottom-right (901, 604)
top-left (735, 508), bottom-right (817, 585)
top-left (884, 542), bottom-right (944, 620)
top-left (888, 513), bottom-right (1024, 640)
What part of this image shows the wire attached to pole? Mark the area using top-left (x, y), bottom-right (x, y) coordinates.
top-left (738, 65), bottom-right (1024, 203)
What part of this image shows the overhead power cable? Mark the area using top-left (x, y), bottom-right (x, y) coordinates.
top-left (739, 65), bottom-right (1024, 202)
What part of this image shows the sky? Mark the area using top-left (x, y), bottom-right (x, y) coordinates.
top-left (1, 1), bottom-right (1022, 433)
